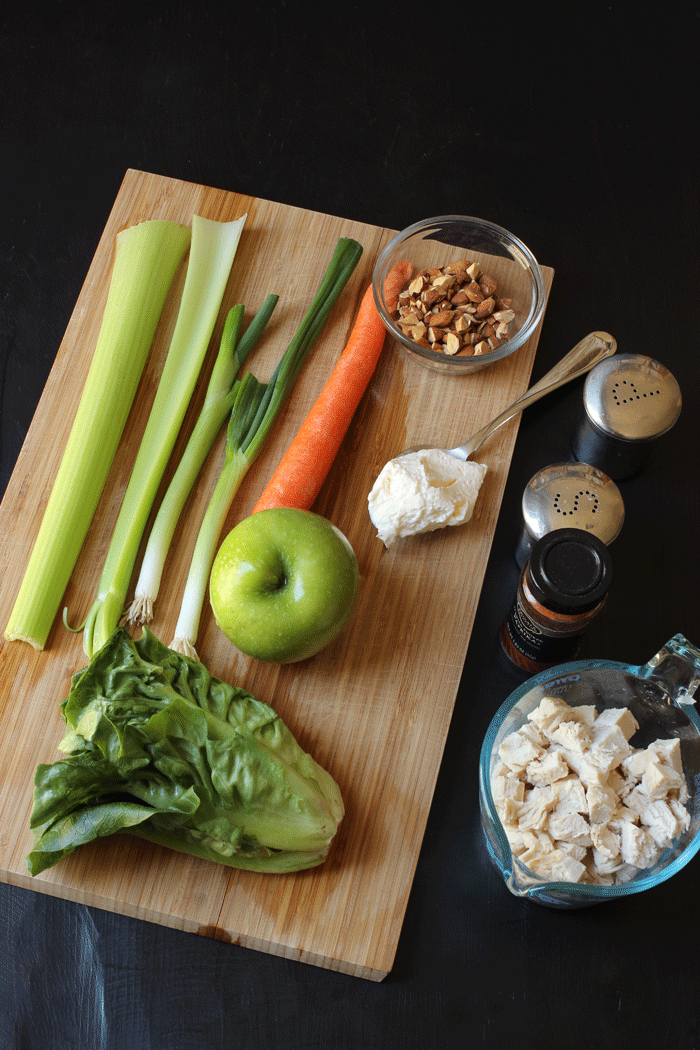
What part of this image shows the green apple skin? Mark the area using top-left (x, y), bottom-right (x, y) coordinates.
top-left (209, 508), bottom-right (360, 663)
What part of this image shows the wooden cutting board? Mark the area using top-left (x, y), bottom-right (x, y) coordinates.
top-left (0, 170), bottom-right (553, 980)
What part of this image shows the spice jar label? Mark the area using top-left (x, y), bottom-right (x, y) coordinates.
top-left (500, 595), bottom-right (588, 672)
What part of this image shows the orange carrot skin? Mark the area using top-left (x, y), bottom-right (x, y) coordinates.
top-left (252, 260), bottom-right (412, 514)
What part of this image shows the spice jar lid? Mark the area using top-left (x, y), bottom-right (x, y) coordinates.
top-left (528, 527), bottom-right (613, 614)
top-left (582, 353), bottom-right (681, 442)
top-left (521, 462), bottom-right (624, 547)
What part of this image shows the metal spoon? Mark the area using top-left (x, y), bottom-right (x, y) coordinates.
top-left (399, 331), bottom-right (617, 461)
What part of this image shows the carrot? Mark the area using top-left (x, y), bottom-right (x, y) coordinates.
top-left (251, 259), bottom-right (412, 514)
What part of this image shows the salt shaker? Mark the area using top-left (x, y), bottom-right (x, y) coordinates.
top-left (515, 462), bottom-right (625, 568)
top-left (571, 353), bottom-right (681, 479)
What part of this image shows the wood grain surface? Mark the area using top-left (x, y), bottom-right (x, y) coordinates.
top-left (0, 170), bottom-right (553, 980)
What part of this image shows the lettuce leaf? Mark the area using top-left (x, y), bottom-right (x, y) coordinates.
top-left (28, 628), bottom-right (344, 876)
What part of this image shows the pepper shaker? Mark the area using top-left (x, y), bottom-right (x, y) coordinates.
top-left (515, 462), bottom-right (624, 568)
top-left (571, 353), bottom-right (681, 479)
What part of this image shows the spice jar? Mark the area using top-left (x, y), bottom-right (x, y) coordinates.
top-left (500, 527), bottom-right (613, 674)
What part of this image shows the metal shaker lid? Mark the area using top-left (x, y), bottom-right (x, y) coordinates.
top-left (582, 353), bottom-right (681, 441)
top-left (521, 462), bottom-right (624, 548)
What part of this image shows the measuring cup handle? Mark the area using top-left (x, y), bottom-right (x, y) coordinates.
top-left (640, 634), bottom-right (700, 705)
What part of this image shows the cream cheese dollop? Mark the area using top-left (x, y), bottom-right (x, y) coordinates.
top-left (367, 448), bottom-right (487, 548)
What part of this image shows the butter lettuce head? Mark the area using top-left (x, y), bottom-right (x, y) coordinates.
top-left (28, 628), bottom-right (344, 876)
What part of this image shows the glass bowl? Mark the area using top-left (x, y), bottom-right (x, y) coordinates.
top-left (479, 634), bottom-right (700, 908)
top-left (372, 215), bottom-right (547, 374)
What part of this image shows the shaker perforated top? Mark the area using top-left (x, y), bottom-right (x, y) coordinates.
top-left (521, 462), bottom-right (624, 545)
top-left (582, 354), bottom-right (681, 441)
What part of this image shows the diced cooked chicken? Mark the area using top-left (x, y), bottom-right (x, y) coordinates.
top-left (527, 696), bottom-right (574, 734)
top-left (591, 823), bottom-right (621, 863)
top-left (555, 746), bottom-right (607, 789)
top-left (547, 809), bottom-right (593, 847)
top-left (588, 724), bottom-right (633, 774)
top-left (620, 823), bottom-right (661, 869)
top-left (642, 758), bottom-right (685, 800)
top-left (491, 774), bottom-right (526, 806)
top-left (551, 776), bottom-right (588, 814)
top-left (497, 729), bottom-right (545, 772)
top-left (648, 737), bottom-right (683, 775)
top-left (586, 783), bottom-right (619, 825)
top-left (594, 705), bottom-right (639, 741)
top-left (557, 840), bottom-right (588, 862)
top-left (640, 799), bottom-right (688, 848)
top-left (490, 695), bottom-right (691, 886)
top-left (517, 785), bottom-right (555, 831)
top-left (527, 849), bottom-right (587, 884)
top-left (526, 749), bottom-right (570, 786)
top-left (548, 720), bottom-right (592, 754)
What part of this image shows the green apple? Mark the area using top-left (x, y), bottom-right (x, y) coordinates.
top-left (209, 508), bottom-right (360, 663)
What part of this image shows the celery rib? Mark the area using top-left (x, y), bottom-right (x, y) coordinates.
top-left (4, 219), bottom-right (191, 650)
top-left (170, 236), bottom-right (363, 659)
top-left (82, 213), bottom-right (247, 661)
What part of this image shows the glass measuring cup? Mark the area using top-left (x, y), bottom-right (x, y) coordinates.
top-left (479, 634), bottom-right (700, 907)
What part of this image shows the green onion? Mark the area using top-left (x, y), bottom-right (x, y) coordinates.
top-left (125, 294), bottom-right (279, 627)
top-left (170, 236), bottom-right (363, 658)
top-left (82, 213), bottom-right (247, 661)
top-left (4, 219), bottom-right (191, 650)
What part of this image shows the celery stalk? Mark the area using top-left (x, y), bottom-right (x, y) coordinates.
top-left (4, 219), bottom-right (191, 650)
top-left (82, 213), bottom-right (247, 660)
top-left (170, 236), bottom-right (363, 658)
top-left (126, 294), bottom-right (279, 626)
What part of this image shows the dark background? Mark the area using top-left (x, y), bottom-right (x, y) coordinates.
top-left (2, 3), bottom-right (700, 1048)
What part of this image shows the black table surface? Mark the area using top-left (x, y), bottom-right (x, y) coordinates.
top-left (2, 4), bottom-right (700, 1048)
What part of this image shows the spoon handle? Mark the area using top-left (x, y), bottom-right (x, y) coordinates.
top-left (451, 331), bottom-right (617, 459)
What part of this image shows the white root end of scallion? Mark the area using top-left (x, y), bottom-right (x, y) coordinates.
top-left (125, 595), bottom-right (153, 625)
top-left (169, 636), bottom-right (199, 660)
